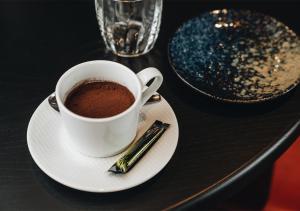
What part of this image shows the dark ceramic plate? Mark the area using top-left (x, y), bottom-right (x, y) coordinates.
top-left (168, 9), bottom-right (300, 103)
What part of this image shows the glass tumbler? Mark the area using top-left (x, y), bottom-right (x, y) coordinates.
top-left (95, 0), bottom-right (163, 57)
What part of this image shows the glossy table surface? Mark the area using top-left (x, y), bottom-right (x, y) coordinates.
top-left (0, 1), bottom-right (299, 210)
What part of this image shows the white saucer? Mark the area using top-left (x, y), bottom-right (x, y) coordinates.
top-left (27, 94), bottom-right (179, 193)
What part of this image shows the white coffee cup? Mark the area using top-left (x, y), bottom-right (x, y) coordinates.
top-left (55, 60), bottom-right (163, 157)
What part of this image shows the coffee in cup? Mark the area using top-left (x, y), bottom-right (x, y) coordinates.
top-left (65, 81), bottom-right (135, 118)
top-left (55, 60), bottom-right (163, 157)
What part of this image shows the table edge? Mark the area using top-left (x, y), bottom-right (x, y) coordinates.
top-left (165, 119), bottom-right (300, 210)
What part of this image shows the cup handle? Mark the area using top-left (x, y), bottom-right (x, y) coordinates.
top-left (137, 67), bottom-right (163, 105)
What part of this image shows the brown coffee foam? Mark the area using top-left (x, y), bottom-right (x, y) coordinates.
top-left (65, 81), bottom-right (135, 118)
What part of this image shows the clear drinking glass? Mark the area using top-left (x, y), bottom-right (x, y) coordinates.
top-left (95, 0), bottom-right (163, 57)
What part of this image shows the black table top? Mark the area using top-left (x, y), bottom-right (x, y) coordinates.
top-left (1, 1), bottom-right (300, 210)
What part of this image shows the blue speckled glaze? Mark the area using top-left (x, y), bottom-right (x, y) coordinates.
top-left (169, 9), bottom-right (300, 103)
